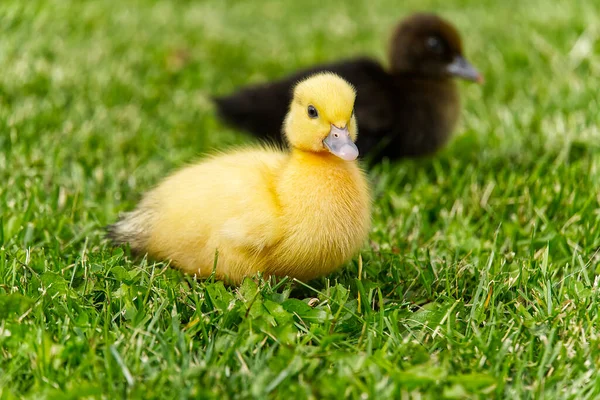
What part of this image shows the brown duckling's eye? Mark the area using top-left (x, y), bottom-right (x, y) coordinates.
top-left (426, 36), bottom-right (444, 54)
top-left (307, 105), bottom-right (319, 119)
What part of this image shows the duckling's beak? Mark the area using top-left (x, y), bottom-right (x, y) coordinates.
top-left (447, 55), bottom-right (484, 83)
top-left (323, 125), bottom-right (359, 161)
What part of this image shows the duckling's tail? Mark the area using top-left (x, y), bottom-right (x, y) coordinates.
top-left (105, 208), bottom-right (154, 254)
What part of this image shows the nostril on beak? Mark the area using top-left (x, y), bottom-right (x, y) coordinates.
top-left (330, 124), bottom-right (349, 139)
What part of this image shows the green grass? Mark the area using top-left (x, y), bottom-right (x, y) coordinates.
top-left (1, 0), bottom-right (600, 398)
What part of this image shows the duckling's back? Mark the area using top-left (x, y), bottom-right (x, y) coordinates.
top-left (108, 148), bottom-right (287, 282)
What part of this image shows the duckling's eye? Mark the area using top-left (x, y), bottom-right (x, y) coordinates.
top-left (426, 36), bottom-right (444, 54)
top-left (307, 105), bottom-right (319, 119)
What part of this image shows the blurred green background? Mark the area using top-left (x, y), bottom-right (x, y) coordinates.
top-left (1, 0), bottom-right (599, 398)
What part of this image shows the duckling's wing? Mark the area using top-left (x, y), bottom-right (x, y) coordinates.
top-left (213, 57), bottom-right (394, 145)
top-left (215, 152), bottom-right (285, 253)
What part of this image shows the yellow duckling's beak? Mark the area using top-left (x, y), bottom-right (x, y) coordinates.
top-left (323, 125), bottom-right (359, 161)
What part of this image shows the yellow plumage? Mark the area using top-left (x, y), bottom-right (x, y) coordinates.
top-left (108, 72), bottom-right (371, 284)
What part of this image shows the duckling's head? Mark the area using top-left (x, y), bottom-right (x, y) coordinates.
top-left (389, 13), bottom-right (483, 83)
top-left (284, 72), bottom-right (359, 161)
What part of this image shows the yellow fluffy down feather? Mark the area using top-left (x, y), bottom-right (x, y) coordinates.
top-left (108, 72), bottom-right (372, 284)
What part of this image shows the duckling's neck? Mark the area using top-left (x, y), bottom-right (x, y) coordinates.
top-left (279, 149), bottom-right (363, 202)
top-left (392, 70), bottom-right (456, 86)
top-left (277, 148), bottom-right (365, 218)
top-left (289, 149), bottom-right (352, 167)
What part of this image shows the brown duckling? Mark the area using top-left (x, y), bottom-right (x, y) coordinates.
top-left (213, 13), bottom-right (483, 163)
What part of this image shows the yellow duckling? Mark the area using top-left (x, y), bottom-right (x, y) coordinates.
top-left (108, 72), bottom-right (371, 284)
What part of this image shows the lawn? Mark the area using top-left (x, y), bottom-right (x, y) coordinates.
top-left (1, 0), bottom-right (600, 398)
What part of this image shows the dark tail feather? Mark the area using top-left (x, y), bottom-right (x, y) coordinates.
top-left (105, 223), bottom-right (119, 244)
top-left (104, 210), bottom-right (152, 252)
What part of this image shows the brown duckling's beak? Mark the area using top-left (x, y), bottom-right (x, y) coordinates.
top-left (447, 55), bottom-right (484, 84)
top-left (324, 125), bottom-right (359, 161)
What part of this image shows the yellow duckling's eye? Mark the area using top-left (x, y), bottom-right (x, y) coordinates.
top-left (307, 105), bottom-right (319, 119)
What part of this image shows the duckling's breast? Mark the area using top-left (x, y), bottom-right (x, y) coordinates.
top-left (388, 78), bottom-right (460, 156)
top-left (267, 156), bottom-right (371, 281)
